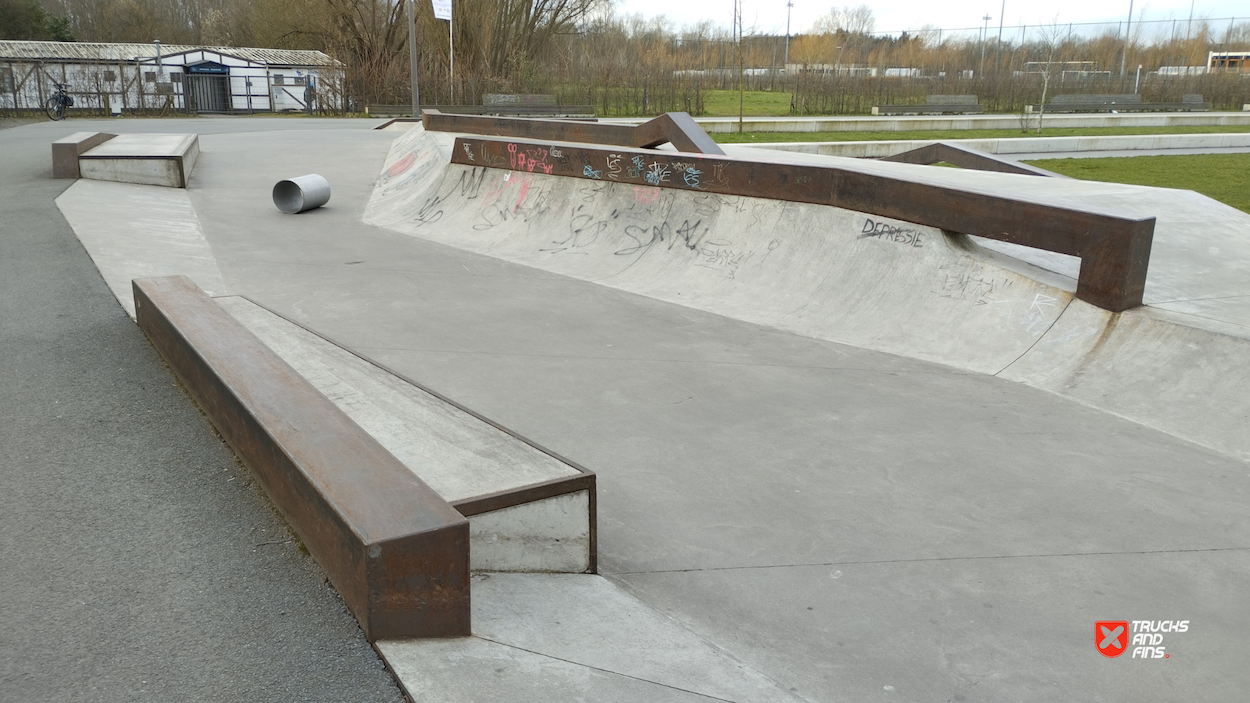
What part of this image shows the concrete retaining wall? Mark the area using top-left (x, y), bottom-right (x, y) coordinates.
top-left (740, 132), bottom-right (1250, 159)
top-left (665, 111), bottom-right (1250, 134)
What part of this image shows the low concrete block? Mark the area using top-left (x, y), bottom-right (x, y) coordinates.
top-left (79, 133), bottom-right (199, 188)
top-left (133, 275), bottom-right (471, 640)
top-left (51, 131), bottom-right (115, 179)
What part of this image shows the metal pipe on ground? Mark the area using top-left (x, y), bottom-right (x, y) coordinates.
top-left (273, 174), bottom-right (331, 213)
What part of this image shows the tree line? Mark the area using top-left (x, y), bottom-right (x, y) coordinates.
top-left (2, 0), bottom-right (1247, 114)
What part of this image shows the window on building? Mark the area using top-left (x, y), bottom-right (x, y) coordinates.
top-left (272, 74), bottom-right (284, 85)
top-left (145, 71), bottom-right (157, 83)
top-left (0, 68), bottom-right (12, 93)
top-left (170, 73), bottom-right (182, 83)
top-left (293, 76), bottom-right (305, 86)
top-left (103, 70), bottom-right (116, 82)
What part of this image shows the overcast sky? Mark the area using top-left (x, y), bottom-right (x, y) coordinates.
top-left (611, 0), bottom-right (1248, 37)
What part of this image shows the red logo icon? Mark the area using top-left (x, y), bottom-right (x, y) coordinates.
top-left (1097, 621), bottom-right (1129, 657)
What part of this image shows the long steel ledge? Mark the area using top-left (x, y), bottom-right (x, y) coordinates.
top-left (133, 275), bottom-right (470, 640)
top-left (449, 135), bottom-right (1155, 312)
top-left (424, 109), bottom-right (726, 155)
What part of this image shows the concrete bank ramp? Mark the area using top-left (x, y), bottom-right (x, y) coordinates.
top-left (366, 126), bottom-right (1250, 462)
top-left (365, 127), bottom-right (1075, 376)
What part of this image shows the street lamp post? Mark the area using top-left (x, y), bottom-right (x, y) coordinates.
top-left (1120, 0), bottom-right (1135, 77)
top-left (785, 0), bottom-right (793, 66)
top-left (995, 0), bottom-right (1005, 74)
top-left (407, 0), bottom-right (420, 116)
top-left (979, 14), bottom-right (992, 77)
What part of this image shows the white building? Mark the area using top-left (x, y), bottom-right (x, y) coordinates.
top-left (1208, 51), bottom-right (1249, 73)
top-left (0, 40), bottom-right (339, 115)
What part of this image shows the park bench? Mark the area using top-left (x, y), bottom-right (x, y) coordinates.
top-left (1027, 93), bottom-right (1208, 113)
top-left (872, 95), bottom-right (983, 116)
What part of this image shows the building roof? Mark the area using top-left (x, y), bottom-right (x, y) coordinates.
top-left (0, 40), bottom-right (333, 67)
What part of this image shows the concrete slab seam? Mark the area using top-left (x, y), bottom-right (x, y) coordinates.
top-left (470, 635), bottom-right (761, 703)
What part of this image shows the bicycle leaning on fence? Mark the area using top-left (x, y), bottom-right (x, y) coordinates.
top-left (45, 83), bottom-right (73, 121)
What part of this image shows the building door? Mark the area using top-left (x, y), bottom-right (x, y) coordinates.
top-left (184, 62), bottom-right (232, 113)
top-left (184, 74), bottom-right (228, 113)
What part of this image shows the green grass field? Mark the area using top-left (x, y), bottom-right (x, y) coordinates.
top-left (710, 124), bottom-right (1250, 144)
top-left (700, 89), bottom-right (793, 117)
top-left (1022, 153), bottom-right (1250, 214)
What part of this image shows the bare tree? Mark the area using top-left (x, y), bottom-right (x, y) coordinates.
top-left (1033, 17), bottom-right (1066, 133)
top-left (811, 4), bottom-right (874, 36)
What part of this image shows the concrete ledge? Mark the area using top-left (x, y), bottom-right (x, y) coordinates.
top-left (51, 132), bottom-right (115, 179)
top-left (741, 132), bottom-right (1250, 159)
top-left (79, 133), bottom-right (200, 188)
top-left (215, 295), bottom-right (598, 574)
top-left (626, 112), bottom-right (1250, 134)
top-left (133, 275), bottom-right (470, 640)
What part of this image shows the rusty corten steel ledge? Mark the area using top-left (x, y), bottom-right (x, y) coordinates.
top-left (451, 136), bottom-right (1155, 312)
top-left (881, 141), bottom-right (1068, 178)
top-left (51, 131), bottom-right (115, 179)
top-left (132, 275), bottom-right (470, 640)
top-left (235, 293), bottom-right (600, 575)
top-left (423, 109), bottom-right (725, 155)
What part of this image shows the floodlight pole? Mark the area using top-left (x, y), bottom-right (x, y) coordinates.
top-left (784, 0), bottom-right (793, 66)
top-left (407, 0), bottom-right (420, 116)
top-left (995, 0), bottom-right (1005, 74)
top-left (735, 0), bottom-right (744, 134)
top-left (979, 15), bottom-right (991, 77)
top-left (1120, 0), bottom-right (1134, 77)
top-left (449, 15), bottom-right (454, 103)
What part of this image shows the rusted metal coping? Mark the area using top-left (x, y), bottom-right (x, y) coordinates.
top-left (424, 109), bottom-right (726, 156)
top-left (881, 141), bottom-right (1068, 179)
top-left (451, 136), bottom-right (1154, 312)
top-left (133, 275), bottom-right (470, 640)
top-left (51, 131), bottom-right (115, 179)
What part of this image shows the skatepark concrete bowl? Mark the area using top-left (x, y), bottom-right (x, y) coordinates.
top-left (12, 115), bottom-right (1250, 702)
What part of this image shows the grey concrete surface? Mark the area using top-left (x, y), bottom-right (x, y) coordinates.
top-left (1012, 146), bottom-right (1250, 159)
top-left (57, 180), bottom-right (228, 315)
top-left (604, 111), bottom-right (1250, 133)
top-left (380, 573), bottom-right (805, 702)
top-left (18, 116), bottom-right (1250, 701)
top-left (0, 120), bottom-right (404, 702)
top-left (739, 132), bottom-right (1250, 159)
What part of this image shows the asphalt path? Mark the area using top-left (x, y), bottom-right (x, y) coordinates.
top-left (0, 120), bottom-right (404, 701)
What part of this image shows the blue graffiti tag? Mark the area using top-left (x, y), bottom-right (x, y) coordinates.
top-left (683, 166), bottom-right (703, 189)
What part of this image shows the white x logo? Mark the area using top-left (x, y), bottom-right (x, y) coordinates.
top-left (1100, 625), bottom-right (1125, 649)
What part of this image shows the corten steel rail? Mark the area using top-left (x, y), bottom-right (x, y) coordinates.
top-left (451, 136), bottom-right (1155, 312)
top-left (882, 142), bottom-right (1067, 179)
top-left (423, 109), bottom-right (726, 155)
top-left (133, 276), bottom-right (470, 641)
